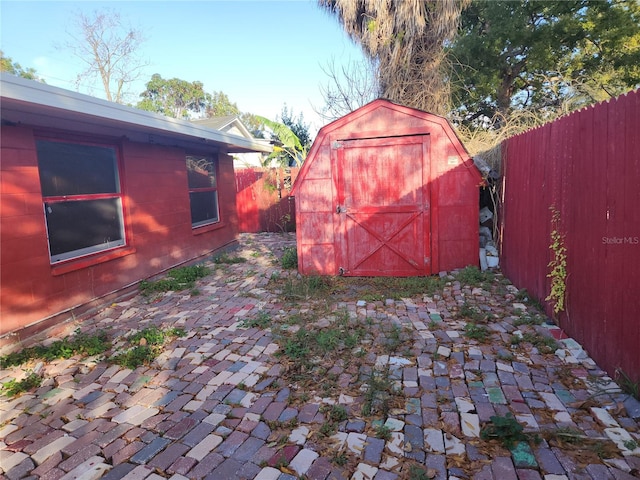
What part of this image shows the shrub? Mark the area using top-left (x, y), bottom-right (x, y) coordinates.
top-left (281, 247), bottom-right (298, 269)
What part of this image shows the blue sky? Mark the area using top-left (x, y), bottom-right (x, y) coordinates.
top-left (1, 0), bottom-right (366, 134)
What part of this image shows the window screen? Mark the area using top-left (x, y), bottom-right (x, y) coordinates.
top-left (36, 139), bottom-right (126, 263)
top-left (37, 140), bottom-right (119, 196)
top-left (186, 155), bottom-right (219, 228)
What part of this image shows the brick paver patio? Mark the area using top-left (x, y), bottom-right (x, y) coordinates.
top-left (1, 232), bottom-right (639, 480)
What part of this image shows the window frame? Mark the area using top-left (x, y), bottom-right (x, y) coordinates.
top-left (186, 154), bottom-right (221, 229)
top-left (35, 136), bottom-right (130, 267)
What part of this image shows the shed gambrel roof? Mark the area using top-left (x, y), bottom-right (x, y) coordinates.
top-left (291, 98), bottom-right (482, 196)
top-left (0, 73), bottom-right (272, 154)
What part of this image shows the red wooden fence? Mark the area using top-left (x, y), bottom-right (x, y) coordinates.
top-left (501, 90), bottom-right (640, 383)
top-left (235, 167), bottom-right (299, 233)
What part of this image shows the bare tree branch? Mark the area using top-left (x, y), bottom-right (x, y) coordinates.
top-left (316, 56), bottom-right (379, 121)
top-left (65, 9), bottom-right (148, 103)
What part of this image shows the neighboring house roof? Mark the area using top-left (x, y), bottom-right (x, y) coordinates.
top-left (192, 115), bottom-right (271, 150)
top-left (192, 115), bottom-right (252, 137)
top-left (0, 73), bottom-right (272, 154)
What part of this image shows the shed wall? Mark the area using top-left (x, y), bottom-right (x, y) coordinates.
top-left (294, 100), bottom-right (480, 276)
top-left (1, 124), bottom-right (238, 339)
top-left (296, 144), bottom-right (338, 275)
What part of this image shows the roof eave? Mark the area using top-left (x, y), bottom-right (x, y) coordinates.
top-left (0, 73), bottom-right (272, 154)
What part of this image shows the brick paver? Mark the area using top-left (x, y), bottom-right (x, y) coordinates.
top-left (1, 233), bottom-right (639, 479)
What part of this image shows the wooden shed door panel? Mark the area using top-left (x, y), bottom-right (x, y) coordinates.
top-left (335, 136), bottom-right (431, 276)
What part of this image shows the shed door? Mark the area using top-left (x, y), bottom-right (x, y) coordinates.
top-left (334, 135), bottom-right (431, 276)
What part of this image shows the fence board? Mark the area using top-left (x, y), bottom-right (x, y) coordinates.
top-left (235, 167), bottom-right (298, 233)
top-left (501, 90), bottom-right (640, 384)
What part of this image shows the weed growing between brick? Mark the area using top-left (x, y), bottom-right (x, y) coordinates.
top-left (239, 311), bottom-right (272, 329)
top-left (0, 372), bottom-right (42, 397)
top-left (213, 252), bottom-right (247, 265)
top-left (0, 329), bottom-right (110, 368)
top-left (0, 329), bottom-right (111, 398)
top-left (259, 266), bottom-right (598, 477)
top-left (464, 322), bottom-right (491, 342)
top-left (615, 368), bottom-right (640, 401)
top-left (280, 247), bottom-right (298, 269)
top-left (110, 326), bottom-right (187, 369)
top-left (480, 413), bottom-right (530, 448)
top-left (139, 264), bottom-right (210, 296)
top-left (510, 331), bottom-right (560, 354)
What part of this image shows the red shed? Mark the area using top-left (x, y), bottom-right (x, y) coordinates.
top-left (291, 99), bottom-right (482, 277)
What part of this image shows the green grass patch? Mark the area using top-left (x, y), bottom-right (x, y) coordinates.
top-left (239, 311), bottom-right (271, 329)
top-left (140, 264), bottom-right (210, 295)
top-left (464, 322), bottom-right (490, 342)
top-left (282, 275), bottom-right (332, 300)
top-left (282, 328), bottom-right (312, 359)
top-left (321, 404), bottom-right (348, 422)
top-left (317, 404), bottom-right (348, 439)
top-left (361, 369), bottom-right (394, 417)
top-left (127, 326), bottom-right (185, 346)
top-left (280, 247), bottom-right (298, 269)
top-left (316, 329), bottom-right (341, 352)
top-left (0, 372), bottom-right (42, 397)
top-left (454, 266), bottom-right (495, 287)
top-left (407, 465), bottom-right (436, 480)
top-left (510, 332), bottom-right (559, 354)
top-left (0, 329), bottom-right (110, 368)
top-left (383, 324), bottom-right (407, 353)
top-left (513, 314), bottom-right (545, 327)
top-left (457, 302), bottom-right (487, 322)
top-left (481, 413), bottom-right (527, 448)
top-left (332, 451), bottom-right (348, 466)
top-left (110, 326), bottom-right (187, 369)
top-left (213, 252), bottom-right (247, 264)
top-left (369, 276), bottom-right (445, 299)
top-left (375, 423), bottom-right (392, 440)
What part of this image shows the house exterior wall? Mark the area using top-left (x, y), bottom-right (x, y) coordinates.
top-left (1, 123), bottom-right (238, 341)
top-left (293, 100), bottom-right (480, 277)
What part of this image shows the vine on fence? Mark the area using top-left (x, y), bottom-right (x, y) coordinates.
top-left (546, 205), bottom-right (567, 316)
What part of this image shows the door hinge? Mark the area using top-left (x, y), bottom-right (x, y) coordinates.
top-left (332, 141), bottom-right (343, 150)
top-left (336, 205), bottom-right (346, 214)
top-left (339, 267), bottom-right (345, 275)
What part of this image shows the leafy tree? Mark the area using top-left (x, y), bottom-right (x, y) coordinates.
top-left (137, 74), bottom-right (210, 118)
top-left (240, 113), bottom-right (267, 139)
top-left (65, 8), bottom-right (148, 103)
top-left (279, 106), bottom-right (312, 154)
top-left (0, 51), bottom-right (43, 81)
top-left (255, 108), bottom-right (311, 167)
top-left (450, 0), bottom-right (640, 127)
top-left (319, 0), bottom-right (469, 115)
top-left (205, 91), bottom-right (241, 117)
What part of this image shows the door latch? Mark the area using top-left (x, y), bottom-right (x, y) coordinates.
top-left (336, 205), bottom-right (346, 214)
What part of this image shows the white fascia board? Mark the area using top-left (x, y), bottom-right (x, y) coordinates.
top-left (0, 73), bottom-right (272, 154)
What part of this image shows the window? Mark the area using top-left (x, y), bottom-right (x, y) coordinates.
top-left (36, 139), bottom-right (126, 263)
top-left (186, 155), bottom-right (219, 228)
